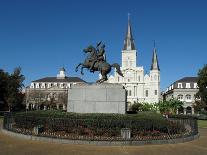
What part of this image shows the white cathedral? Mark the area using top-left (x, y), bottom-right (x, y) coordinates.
top-left (108, 18), bottom-right (160, 104)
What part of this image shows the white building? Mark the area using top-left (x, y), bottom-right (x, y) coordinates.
top-left (163, 77), bottom-right (199, 114)
top-left (25, 68), bottom-right (86, 110)
top-left (108, 18), bottom-right (160, 105)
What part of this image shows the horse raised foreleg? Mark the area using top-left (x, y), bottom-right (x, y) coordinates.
top-left (75, 63), bottom-right (82, 72)
top-left (81, 66), bottom-right (87, 75)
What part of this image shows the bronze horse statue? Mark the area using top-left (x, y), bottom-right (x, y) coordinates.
top-left (75, 44), bottom-right (123, 83)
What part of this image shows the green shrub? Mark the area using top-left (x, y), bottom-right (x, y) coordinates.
top-left (8, 110), bottom-right (191, 138)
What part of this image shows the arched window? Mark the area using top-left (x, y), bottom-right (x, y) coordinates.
top-left (154, 75), bottom-right (157, 80)
top-left (145, 90), bottom-right (148, 97)
top-left (186, 94), bottom-right (191, 101)
top-left (186, 106), bottom-right (192, 114)
top-left (154, 90), bottom-right (158, 95)
top-left (138, 76), bottom-right (140, 82)
top-left (129, 90), bottom-right (132, 96)
top-left (177, 94), bottom-right (183, 101)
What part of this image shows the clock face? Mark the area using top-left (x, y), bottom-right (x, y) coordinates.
top-left (126, 70), bottom-right (132, 77)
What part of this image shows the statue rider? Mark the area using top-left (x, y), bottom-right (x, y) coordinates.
top-left (89, 43), bottom-right (106, 72)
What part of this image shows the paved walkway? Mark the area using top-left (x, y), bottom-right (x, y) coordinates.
top-left (0, 121), bottom-right (207, 155)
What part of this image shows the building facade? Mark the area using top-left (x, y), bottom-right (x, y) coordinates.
top-left (25, 68), bottom-right (86, 110)
top-left (163, 77), bottom-right (199, 114)
top-left (108, 18), bottom-right (160, 105)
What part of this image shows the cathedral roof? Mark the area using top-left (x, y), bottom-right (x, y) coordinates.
top-left (32, 77), bottom-right (86, 83)
top-left (123, 17), bottom-right (136, 50)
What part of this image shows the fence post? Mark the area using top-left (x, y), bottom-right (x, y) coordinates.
top-left (121, 128), bottom-right (131, 140)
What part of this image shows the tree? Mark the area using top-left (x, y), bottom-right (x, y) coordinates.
top-left (196, 64), bottom-right (207, 111)
top-left (57, 92), bottom-right (68, 109)
top-left (27, 90), bottom-right (46, 109)
top-left (131, 102), bottom-right (158, 112)
top-left (131, 102), bottom-right (142, 112)
top-left (169, 99), bottom-right (183, 114)
top-left (158, 99), bottom-right (183, 114)
top-left (5, 67), bottom-right (25, 111)
top-left (0, 69), bottom-right (9, 110)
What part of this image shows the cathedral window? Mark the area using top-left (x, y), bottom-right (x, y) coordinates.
top-left (138, 76), bottom-right (140, 82)
top-left (155, 90), bottom-right (157, 95)
top-left (145, 90), bottom-right (148, 97)
top-left (154, 75), bottom-right (157, 80)
top-left (130, 61), bottom-right (132, 67)
top-left (129, 90), bottom-right (132, 96)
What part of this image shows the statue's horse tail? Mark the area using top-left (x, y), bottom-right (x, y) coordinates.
top-left (111, 63), bottom-right (124, 77)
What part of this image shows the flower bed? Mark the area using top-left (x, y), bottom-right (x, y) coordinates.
top-left (3, 110), bottom-right (197, 141)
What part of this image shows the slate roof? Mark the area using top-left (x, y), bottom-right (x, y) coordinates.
top-left (176, 77), bottom-right (198, 83)
top-left (171, 77), bottom-right (198, 89)
top-left (32, 77), bottom-right (86, 83)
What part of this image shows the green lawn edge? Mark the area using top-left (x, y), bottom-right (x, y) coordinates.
top-left (198, 120), bottom-right (207, 128)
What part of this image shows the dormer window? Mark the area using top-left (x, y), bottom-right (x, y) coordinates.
top-left (41, 83), bottom-right (45, 88)
top-left (54, 83), bottom-right (58, 87)
top-left (47, 83), bottom-right (51, 88)
top-left (36, 83), bottom-right (39, 88)
top-left (30, 83), bottom-right (35, 88)
top-left (186, 83), bottom-right (191, 88)
top-left (178, 83), bottom-right (183, 88)
top-left (194, 83), bottom-right (198, 88)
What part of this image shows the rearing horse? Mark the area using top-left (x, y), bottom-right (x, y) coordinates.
top-left (75, 45), bottom-right (124, 83)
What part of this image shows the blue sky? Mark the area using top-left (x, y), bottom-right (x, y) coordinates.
top-left (0, 0), bottom-right (207, 91)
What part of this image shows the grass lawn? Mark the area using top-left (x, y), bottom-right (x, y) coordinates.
top-left (198, 120), bottom-right (207, 128)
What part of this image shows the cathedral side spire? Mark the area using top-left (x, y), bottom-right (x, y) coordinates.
top-left (123, 14), bottom-right (136, 50)
top-left (151, 42), bottom-right (160, 71)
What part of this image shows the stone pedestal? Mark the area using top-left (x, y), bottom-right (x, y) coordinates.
top-left (67, 83), bottom-right (127, 114)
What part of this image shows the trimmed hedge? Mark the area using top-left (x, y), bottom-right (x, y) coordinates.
top-left (11, 110), bottom-right (187, 138)
top-left (169, 114), bottom-right (198, 119)
top-left (15, 110), bottom-right (165, 121)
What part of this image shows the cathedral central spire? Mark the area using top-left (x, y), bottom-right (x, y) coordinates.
top-left (151, 42), bottom-right (160, 71)
top-left (123, 15), bottom-right (136, 50)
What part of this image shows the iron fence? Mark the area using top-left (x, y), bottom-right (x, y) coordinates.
top-left (3, 112), bottom-right (198, 141)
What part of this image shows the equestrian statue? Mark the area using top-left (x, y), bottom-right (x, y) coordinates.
top-left (75, 42), bottom-right (124, 83)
